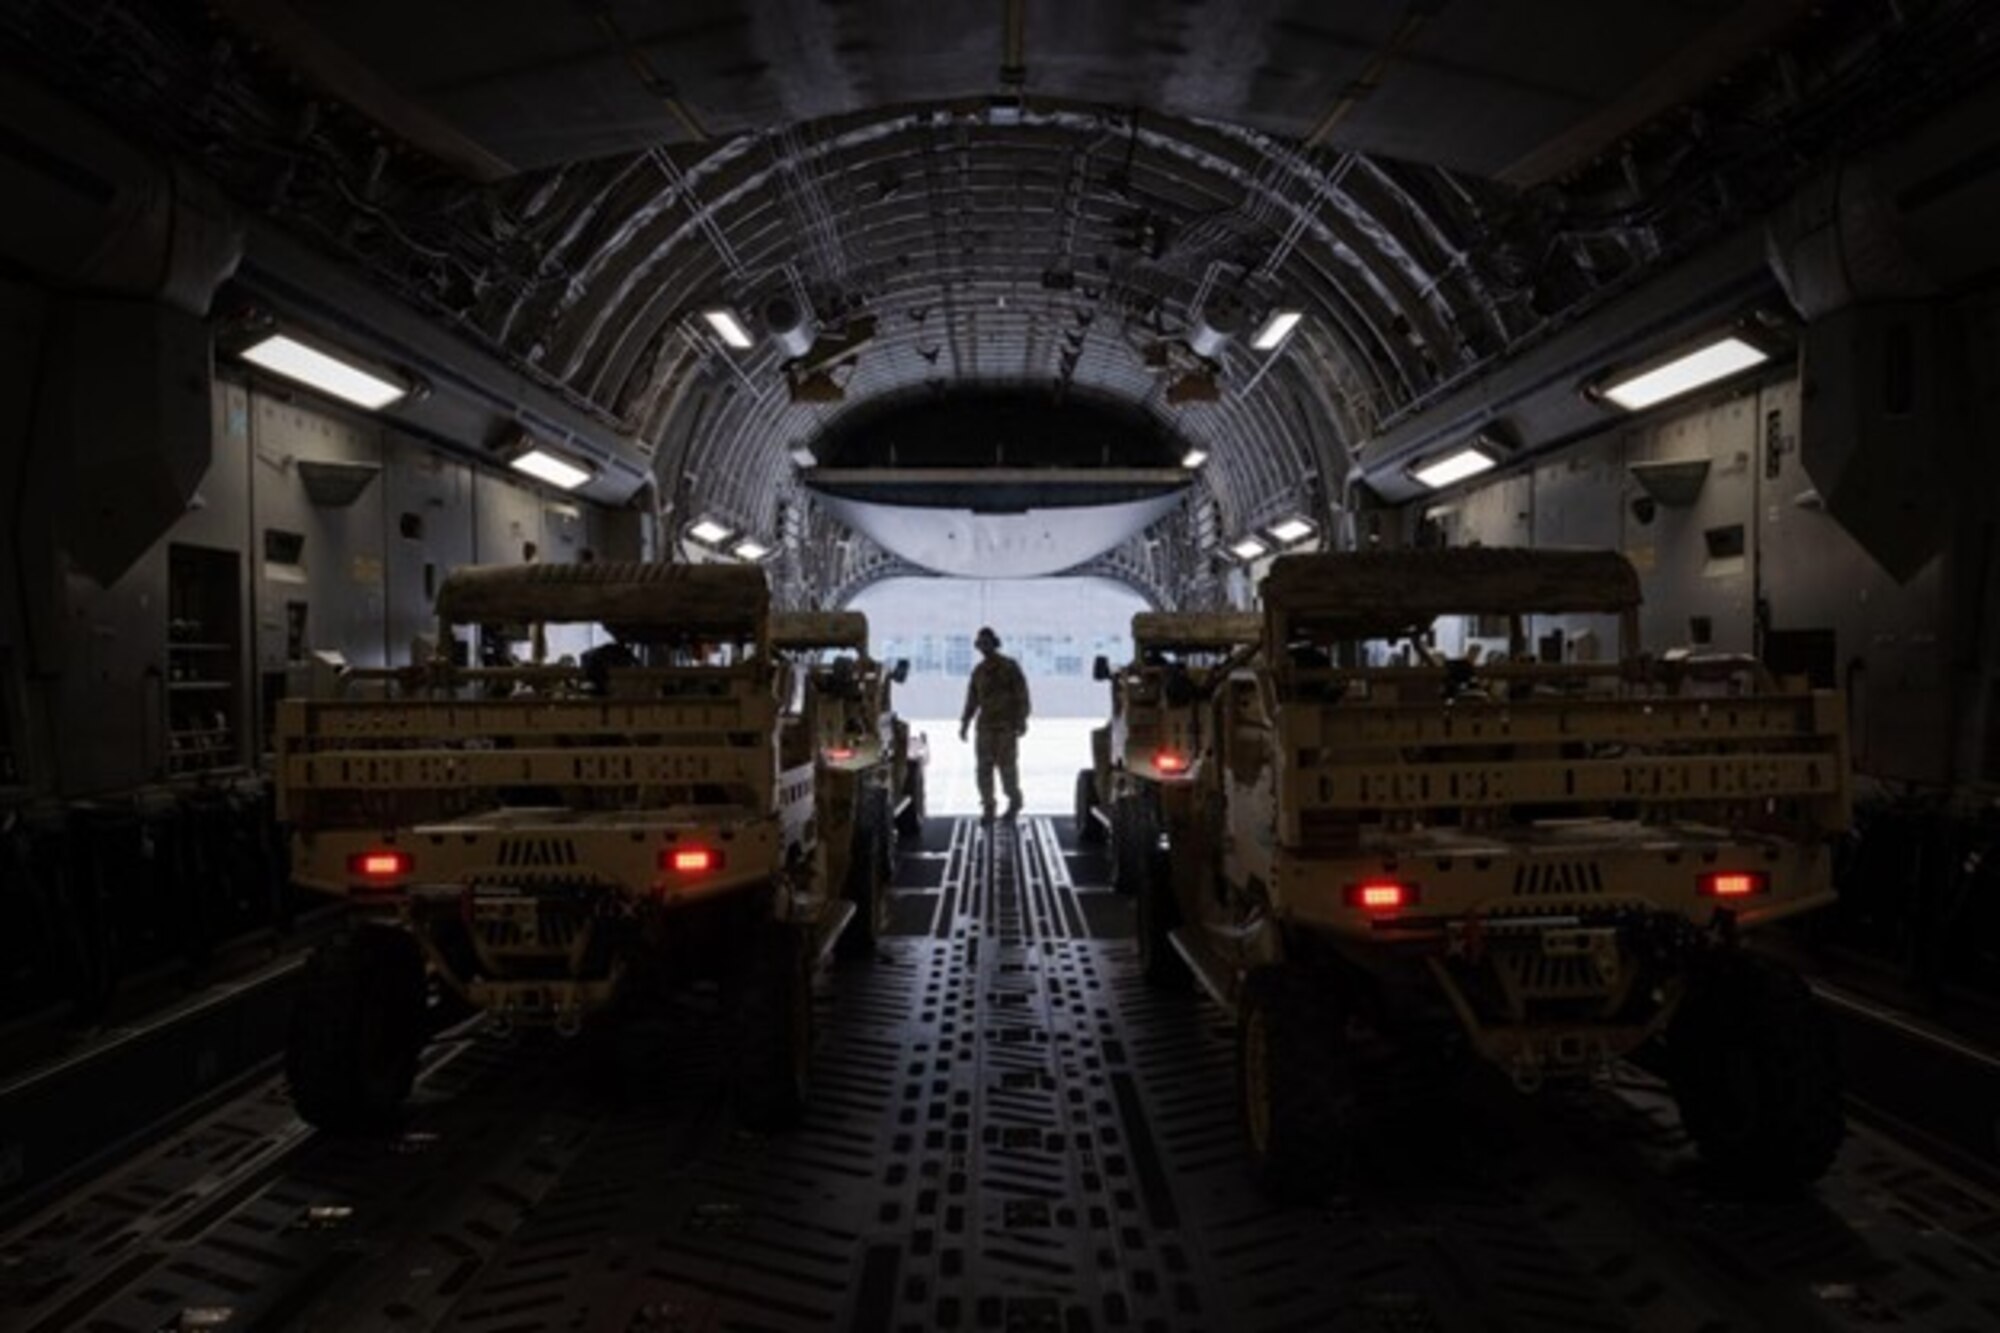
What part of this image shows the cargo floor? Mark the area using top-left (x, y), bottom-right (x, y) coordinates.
top-left (4, 817), bottom-right (1998, 1332)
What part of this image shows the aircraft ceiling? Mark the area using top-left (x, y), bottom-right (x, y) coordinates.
top-left (4, 0), bottom-right (1989, 603)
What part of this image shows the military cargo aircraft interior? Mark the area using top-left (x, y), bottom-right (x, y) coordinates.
top-left (4, 2), bottom-right (2000, 1329)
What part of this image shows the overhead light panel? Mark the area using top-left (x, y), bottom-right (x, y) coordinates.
top-left (702, 308), bottom-right (755, 350)
top-left (508, 446), bottom-right (594, 491)
top-left (1595, 335), bottom-right (1769, 412)
top-left (1250, 310), bottom-right (1303, 352)
top-left (238, 333), bottom-right (408, 410)
top-left (1267, 516), bottom-right (1315, 544)
top-left (1180, 448), bottom-right (1209, 469)
top-left (1410, 445), bottom-right (1498, 491)
top-left (732, 539), bottom-right (771, 561)
top-left (688, 518), bottom-right (734, 545)
top-left (1230, 537), bottom-right (1269, 561)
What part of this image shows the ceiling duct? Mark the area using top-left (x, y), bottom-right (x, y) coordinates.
top-left (1766, 85), bottom-right (2000, 582)
top-left (1763, 75), bottom-right (2000, 320)
top-left (1797, 301), bottom-right (1962, 582)
top-left (38, 299), bottom-right (213, 588)
top-left (0, 73), bottom-right (242, 315)
top-left (1767, 165), bottom-right (1938, 317)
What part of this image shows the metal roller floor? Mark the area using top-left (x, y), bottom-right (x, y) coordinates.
top-left (4, 817), bottom-right (1999, 1332)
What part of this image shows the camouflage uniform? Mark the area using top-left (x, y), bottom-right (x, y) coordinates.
top-left (963, 651), bottom-right (1032, 816)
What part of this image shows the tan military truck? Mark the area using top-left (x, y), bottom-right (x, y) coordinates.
top-left (1146, 549), bottom-right (1850, 1193)
top-left (771, 611), bottom-right (921, 955)
top-left (276, 563), bottom-right (842, 1131)
top-left (1075, 613), bottom-right (1260, 968)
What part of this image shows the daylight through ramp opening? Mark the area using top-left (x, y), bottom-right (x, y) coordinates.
top-left (848, 577), bottom-right (1149, 814)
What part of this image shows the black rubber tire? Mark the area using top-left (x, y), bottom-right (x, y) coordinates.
top-left (1664, 951), bottom-right (1844, 1188)
top-left (838, 787), bottom-right (889, 960)
top-left (286, 926), bottom-right (427, 1132)
top-left (1111, 795), bottom-right (1156, 898)
top-left (736, 922), bottom-right (814, 1131)
top-left (874, 783), bottom-right (896, 883)
top-left (1135, 839), bottom-right (1191, 991)
top-left (895, 764), bottom-right (925, 840)
top-left (1074, 770), bottom-right (1105, 844)
top-left (1236, 965), bottom-right (1355, 1199)
top-left (66, 832), bottom-right (122, 1020)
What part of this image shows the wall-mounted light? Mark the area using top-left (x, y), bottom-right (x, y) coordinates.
top-left (789, 445), bottom-right (818, 469)
top-left (763, 296), bottom-right (818, 361)
top-left (1249, 310), bottom-right (1303, 352)
top-left (732, 539), bottom-right (771, 561)
top-left (688, 517), bottom-right (735, 545)
top-left (238, 331), bottom-right (411, 410)
top-left (701, 307), bottom-right (755, 350)
top-left (1266, 516), bottom-right (1315, 545)
top-left (1180, 448), bottom-right (1209, 469)
top-left (1229, 536), bottom-right (1269, 560)
top-left (1592, 334), bottom-right (1770, 412)
top-left (1410, 444), bottom-right (1498, 491)
top-left (1186, 297), bottom-right (1245, 360)
top-left (508, 445), bottom-right (595, 491)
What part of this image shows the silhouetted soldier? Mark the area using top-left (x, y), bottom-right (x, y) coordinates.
top-left (958, 626), bottom-right (1031, 821)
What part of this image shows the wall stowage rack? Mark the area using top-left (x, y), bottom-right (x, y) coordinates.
top-left (166, 545), bottom-right (243, 777)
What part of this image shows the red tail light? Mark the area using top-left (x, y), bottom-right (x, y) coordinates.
top-left (1698, 870), bottom-right (1768, 899)
top-left (1153, 750), bottom-right (1189, 775)
top-left (1346, 880), bottom-right (1415, 912)
top-left (348, 849), bottom-right (411, 882)
top-left (663, 846), bottom-right (722, 875)
top-left (823, 746), bottom-right (856, 762)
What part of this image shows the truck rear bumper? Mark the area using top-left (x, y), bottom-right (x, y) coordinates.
top-left (291, 811), bottom-right (782, 901)
top-left (289, 813), bottom-right (788, 1023)
top-left (1274, 827), bottom-right (1835, 940)
top-left (1265, 833), bottom-right (1837, 1090)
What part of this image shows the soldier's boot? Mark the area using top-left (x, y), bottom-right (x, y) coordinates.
top-left (1003, 798), bottom-right (1021, 821)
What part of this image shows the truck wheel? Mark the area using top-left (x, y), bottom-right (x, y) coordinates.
top-left (1237, 966), bottom-right (1354, 1198)
top-left (1665, 952), bottom-right (1843, 1187)
top-left (838, 788), bottom-right (889, 960)
top-left (1134, 841), bottom-right (1190, 991)
top-left (286, 926), bottom-right (426, 1131)
top-left (1111, 796), bottom-right (1155, 897)
top-left (737, 922), bottom-right (814, 1131)
top-left (1074, 770), bottom-right (1104, 844)
top-left (895, 765), bottom-right (925, 840)
top-left (874, 784), bottom-right (896, 883)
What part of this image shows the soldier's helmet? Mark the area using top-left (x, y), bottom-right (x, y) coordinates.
top-left (975, 627), bottom-right (1001, 649)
